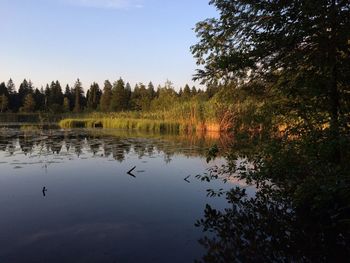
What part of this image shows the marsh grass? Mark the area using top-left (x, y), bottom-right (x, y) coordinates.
top-left (59, 118), bottom-right (200, 133)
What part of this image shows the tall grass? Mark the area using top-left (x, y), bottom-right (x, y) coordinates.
top-left (59, 118), bottom-right (199, 133)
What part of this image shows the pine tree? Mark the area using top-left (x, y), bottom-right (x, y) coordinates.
top-left (47, 81), bottom-right (64, 112)
top-left (18, 79), bottom-right (30, 107)
top-left (191, 86), bottom-right (197, 96)
top-left (147, 82), bottom-right (156, 100)
top-left (100, 80), bottom-right (113, 112)
top-left (0, 94), bottom-right (8, 112)
top-left (22, 93), bottom-right (35, 112)
top-left (125, 82), bottom-right (132, 110)
top-left (73, 79), bottom-right (83, 113)
top-left (33, 88), bottom-right (45, 111)
top-left (183, 84), bottom-right (191, 99)
top-left (110, 78), bottom-right (126, 112)
top-left (0, 82), bottom-right (8, 96)
top-left (87, 82), bottom-right (101, 110)
top-left (64, 84), bottom-right (74, 111)
top-left (63, 97), bottom-right (70, 112)
top-left (6, 79), bottom-right (15, 94)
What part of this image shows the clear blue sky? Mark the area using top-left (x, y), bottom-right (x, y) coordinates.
top-left (0, 0), bottom-right (216, 91)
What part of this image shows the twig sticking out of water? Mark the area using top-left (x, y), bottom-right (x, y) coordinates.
top-left (42, 187), bottom-right (47, 197)
top-left (127, 166), bottom-right (136, 178)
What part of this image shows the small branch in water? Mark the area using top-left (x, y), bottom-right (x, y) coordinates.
top-left (184, 175), bottom-right (191, 183)
top-left (127, 166), bottom-right (136, 178)
top-left (42, 186), bottom-right (47, 197)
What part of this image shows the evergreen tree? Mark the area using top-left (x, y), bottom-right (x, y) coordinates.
top-left (0, 82), bottom-right (8, 96)
top-left (110, 78), bottom-right (126, 112)
top-left (131, 83), bottom-right (151, 111)
top-left (0, 94), bottom-right (8, 112)
top-left (22, 93), bottom-right (35, 112)
top-left (64, 84), bottom-right (74, 111)
top-left (44, 84), bottom-right (50, 110)
top-left (73, 79), bottom-right (84, 113)
top-left (63, 97), bottom-right (70, 112)
top-left (147, 82), bottom-right (156, 100)
top-left (178, 88), bottom-right (183, 97)
top-left (33, 88), bottom-right (45, 111)
top-left (18, 79), bottom-right (30, 107)
top-left (100, 80), bottom-right (113, 112)
top-left (6, 79), bottom-right (17, 112)
top-left (183, 84), bottom-right (191, 99)
top-left (86, 82), bottom-right (101, 111)
top-left (125, 82), bottom-right (132, 110)
top-left (47, 81), bottom-right (64, 112)
top-left (191, 86), bottom-right (197, 96)
top-left (6, 79), bottom-right (15, 94)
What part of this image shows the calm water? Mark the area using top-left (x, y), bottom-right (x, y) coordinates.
top-left (0, 128), bottom-right (237, 263)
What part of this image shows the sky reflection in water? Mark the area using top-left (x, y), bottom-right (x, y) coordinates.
top-left (0, 129), bottom-right (239, 263)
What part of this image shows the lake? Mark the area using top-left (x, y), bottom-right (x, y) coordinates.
top-left (0, 128), bottom-right (240, 263)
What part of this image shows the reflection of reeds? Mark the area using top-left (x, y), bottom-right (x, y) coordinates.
top-left (20, 124), bottom-right (40, 131)
top-left (0, 128), bottom-right (233, 160)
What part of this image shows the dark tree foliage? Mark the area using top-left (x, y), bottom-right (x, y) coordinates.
top-left (0, 78), bottom-right (218, 113)
top-left (0, 82), bottom-right (8, 97)
top-left (86, 82), bottom-right (102, 111)
top-left (110, 78), bottom-right (128, 112)
top-left (125, 82), bottom-right (132, 109)
top-left (131, 83), bottom-right (151, 111)
top-left (33, 88), bottom-right (45, 111)
top-left (73, 79), bottom-right (84, 113)
top-left (64, 84), bottom-right (74, 111)
top-left (192, 0), bottom-right (350, 262)
top-left (100, 80), bottom-right (113, 112)
top-left (147, 82), bottom-right (156, 100)
top-left (192, 0), bottom-right (350, 143)
top-left (183, 84), bottom-right (191, 99)
top-left (47, 81), bottom-right (64, 113)
top-left (18, 79), bottom-right (31, 108)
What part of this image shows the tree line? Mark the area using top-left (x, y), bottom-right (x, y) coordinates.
top-left (0, 78), bottom-right (220, 113)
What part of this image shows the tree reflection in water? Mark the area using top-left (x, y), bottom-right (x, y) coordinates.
top-left (0, 128), bottom-right (232, 162)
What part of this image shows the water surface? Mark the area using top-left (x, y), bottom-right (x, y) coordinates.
top-left (0, 128), bottom-right (234, 263)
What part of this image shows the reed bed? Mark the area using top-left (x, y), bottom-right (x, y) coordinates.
top-left (59, 118), bottom-right (200, 133)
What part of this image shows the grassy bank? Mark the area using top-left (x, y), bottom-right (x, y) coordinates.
top-left (59, 118), bottom-right (191, 133)
top-left (58, 117), bottom-right (221, 133)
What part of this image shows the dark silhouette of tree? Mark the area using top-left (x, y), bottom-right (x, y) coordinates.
top-left (0, 82), bottom-right (8, 97)
top-left (86, 82), bottom-right (102, 111)
top-left (6, 79), bottom-right (15, 95)
top-left (192, 0), bottom-right (350, 161)
top-left (147, 82), bottom-right (156, 100)
top-left (100, 80), bottom-right (113, 112)
top-left (47, 81), bottom-right (64, 113)
top-left (125, 82), bottom-right (132, 110)
top-left (0, 94), bottom-right (8, 112)
top-left (22, 93), bottom-right (36, 112)
top-left (191, 86), bottom-right (197, 96)
top-left (64, 84), bottom-right (74, 111)
top-left (18, 79), bottom-right (32, 109)
top-left (192, 1), bottom-right (350, 261)
top-left (33, 88), bottom-right (45, 111)
top-left (110, 78), bottom-right (127, 111)
top-left (130, 83), bottom-right (151, 111)
top-left (73, 79), bottom-right (84, 113)
top-left (183, 84), bottom-right (191, 99)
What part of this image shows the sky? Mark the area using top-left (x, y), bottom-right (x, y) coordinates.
top-left (0, 0), bottom-right (217, 91)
